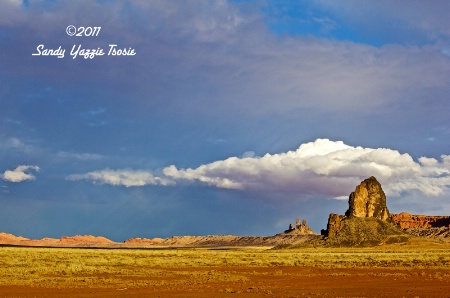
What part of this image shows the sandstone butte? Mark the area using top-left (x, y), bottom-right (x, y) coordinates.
top-left (322, 176), bottom-right (450, 245)
top-left (345, 176), bottom-right (390, 220)
top-left (322, 176), bottom-right (405, 246)
top-left (322, 176), bottom-right (392, 238)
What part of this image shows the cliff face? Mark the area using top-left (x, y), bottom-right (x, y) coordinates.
top-left (390, 212), bottom-right (450, 229)
top-left (345, 176), bottom-right (390, 220)
top-left (324, 214), bottom-right (345, 238)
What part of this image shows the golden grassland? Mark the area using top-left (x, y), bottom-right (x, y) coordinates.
top-left (0, 239), bottom-right (450, 290)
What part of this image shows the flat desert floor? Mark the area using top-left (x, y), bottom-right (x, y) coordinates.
top-left (0, 242), bottom-right (449, 297)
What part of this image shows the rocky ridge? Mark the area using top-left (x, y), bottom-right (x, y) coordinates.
top-left (124, 237), bottom-right (164, 245)
top-left (159, 234), bottom-right (319, 247)
top-left (0, 233), bottom-right (162, 247)
top-left (390, 212), bottom-right (450, 229)
top-left (404, 227), bottom-right (450, 239)
top-left (0, 218), bottom-right (319, 248)
top-left (0, 232), bottom-right (320, 248)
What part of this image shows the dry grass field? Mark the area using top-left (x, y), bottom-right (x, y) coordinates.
top-left (0, 240), bottom-right (449, 297)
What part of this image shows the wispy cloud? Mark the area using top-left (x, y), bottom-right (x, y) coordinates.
top-left (4, 119), bottom-right (22, 125)
top-left (0, 137), bottom-right (40, 155)
top-left (81, 108), bottom-right (107, 127)
top-left (56, 151), bottom-right (105, 161)
top-left (82, 108), bottom-right (106, 118)
top-left (1, 165), bottom-right (40, 183)
top-left (66, 169), bottom-right (173, 187)
top-left (1, 185), bottom-right (9, 193)
top-left (207, 138), bottom-right (228, 145)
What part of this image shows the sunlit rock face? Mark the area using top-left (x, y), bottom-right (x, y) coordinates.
top-left (324, 213), bottom-right (345, 238)
top-left (321, 176), bottom-right (400, 243)
top-left (345, 176), bottom-right (390, 221)
top-left (390, 212), bottom-right (450, 229)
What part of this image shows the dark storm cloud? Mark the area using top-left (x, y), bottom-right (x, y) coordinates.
top-left (3, 0), bottom-right (449, 118)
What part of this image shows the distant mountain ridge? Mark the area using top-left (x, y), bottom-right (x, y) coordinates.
top-left (1, 176), bottom-right (450, 248)
top-left (0, 233), bottom-right (169, 247)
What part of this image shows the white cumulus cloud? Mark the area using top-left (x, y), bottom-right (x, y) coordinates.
top-left (67, 139), bottom-right (450, 200)
top-left (1, 165), bottom-right (40, 183)
top-left (163, 139), bottom-right (450, 198)
top-left (66, 169), bottom-right (173, 187)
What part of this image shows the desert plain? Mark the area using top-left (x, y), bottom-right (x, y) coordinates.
top-left (1, 177), bottom-right (449, 297)
top-left (0, 239), bottom-right (450, 297)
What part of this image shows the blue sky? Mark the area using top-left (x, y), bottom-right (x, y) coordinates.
top-left (1, 0), bottom-right (450, 241)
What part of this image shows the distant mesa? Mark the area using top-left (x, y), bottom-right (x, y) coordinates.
top-left (0, 232), bottom-right (29, 243)
top-left (59, 235), bottom-right (113, 245)
top-left (0, 233), bottom-right (115, 247)
top-left (124, 237), bottom-right (164, 244)
top-left (390, 212), bottom-right (450, 229)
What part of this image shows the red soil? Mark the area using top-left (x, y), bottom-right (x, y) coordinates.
top-left (0, 266), bottom-right (447, 297)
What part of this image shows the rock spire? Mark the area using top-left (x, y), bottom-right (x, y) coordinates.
top-left (285, 218), bottom-right (316, 234)
top-left (345, 176), bottom-right (390, 221)
top-left (321, 176), bottom-right (404, 244)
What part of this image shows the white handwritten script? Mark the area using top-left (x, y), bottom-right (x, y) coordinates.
top-left (32, 44), bottom-right (136, 59)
